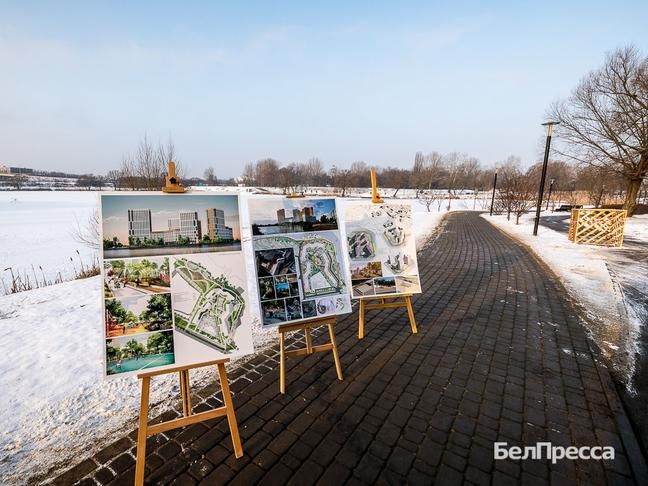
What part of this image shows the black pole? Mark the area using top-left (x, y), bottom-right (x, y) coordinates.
top-left (546, 179), bottom-right (554, 211)
top-left (533, 133), bottom-right (553, 235)
top-left (489, 172), bottom-right (498, 216)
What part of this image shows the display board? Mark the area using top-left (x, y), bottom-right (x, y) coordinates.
top-left (248, 197), bottom-right (352, 326)
top-left (342, 201), bottom-right (421, 298)
top-left (100, 193), bottom-right (254, 376)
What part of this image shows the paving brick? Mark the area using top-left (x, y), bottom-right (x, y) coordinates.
top-left (53, 212), bottom-right (646, 486)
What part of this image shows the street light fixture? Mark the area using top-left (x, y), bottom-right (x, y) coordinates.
top-left (489, 170), bottom-right (498, 216)
top-left (533, 121), bottom-right (560, 236)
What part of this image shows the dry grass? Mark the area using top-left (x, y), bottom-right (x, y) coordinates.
top-left (1, 250), bottom-right (99, 296)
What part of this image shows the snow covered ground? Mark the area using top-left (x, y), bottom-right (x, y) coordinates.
top-left (0, 189), bottom-right (474, 484)
top-left (483, 211), bottom-right (648, 387)
top-left (0, 191), bottom-right (97, 293)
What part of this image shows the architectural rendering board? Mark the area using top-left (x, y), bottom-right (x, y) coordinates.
top-left (343, 201), bottom-right (422, 298)
top-left (99, 192), bottom-right (253, 377)
top-left (248, 197), bottom-right (352, 327)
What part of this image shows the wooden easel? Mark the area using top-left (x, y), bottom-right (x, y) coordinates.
top-left (132, 164), bottom-right (242, 485)
top-left (278, 316), bottom-right (343, 393)
top-left (161, 160), bottom-right (185, 193)
top-left (357, 168), bottom-right (418, 339)
top-left (134, 359), bottom-right (243, 486)
top-left (358, 294), bottom-right (417, 339)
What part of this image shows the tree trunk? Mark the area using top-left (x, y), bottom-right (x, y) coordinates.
top-left (624, 178), bottom-right (642, 216)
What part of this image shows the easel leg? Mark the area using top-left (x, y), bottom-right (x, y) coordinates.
top-left (217, 362), bottom-right (243, 458)
top-left (328, 321), bottom-right (343, 381)
top-left (135, 376), bottom-right (151, 486)
top-left (184, 370), bottom-right (191, 417)
top-left (279, 331), bottom-right (286, 394)
top-left (181, 370), bottom-right (192, 416)
top-left (305, 326), bottom-right (313, 353)
top-left (358, 299), bottom-right (365, 339)
top-left (406, 296), bottom-right (417, 334)
top-left (179, 371), bottom-right (185, 416)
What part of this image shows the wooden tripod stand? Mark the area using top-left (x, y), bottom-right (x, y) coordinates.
top-left (134, 359), bottom-right (242, 486)
top-left (358, 293), bottom-right (417, 339)
top-left (278, 316), bottom-right (343, 393)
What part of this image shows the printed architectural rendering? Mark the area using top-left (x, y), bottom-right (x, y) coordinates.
top-left (250, 198), bottom-right (338, 235)
top-left (347, 230), bottom-right (375, 259)
top-left (101, 194), bottom-right (241, 258)
top-left (385, 251), bottom-right (410, 273)
top-left (344, 202), bottom-right (420, 298)
top-left (172, 258), bottom-right (246, 353)
top-left (250, 198), bottom-right (352, 326)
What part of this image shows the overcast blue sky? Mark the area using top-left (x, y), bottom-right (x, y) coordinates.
top-left (1, 1), bottom-right (647, 177)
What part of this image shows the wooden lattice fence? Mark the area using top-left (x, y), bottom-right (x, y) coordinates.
top-left (568, 209), bottom-right (627, 247)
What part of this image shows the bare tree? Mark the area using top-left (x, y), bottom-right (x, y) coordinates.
top-left (381, 167), bottom-right (410, 197)
top-left (72, 209), bottom-right (100, 251)
top-left (105, 169), bottom-right (121, 190)
top-left (418, 190), bottom-right (445, 212)
top-left (119, 156), bottom-right (138, 190)
top-left (279, 163), bottom-right (303, 193)
top-left (204, 167), bottom-right (217, 185)
top-left (349, 161), bottom-right (370, 189)
top-left (330, 166), bottom-right (353, 196)
top-left (11, 174), bottom-right (27, 190)
top-left (242, 162), bottom-right (256, 186)
top-left (255, 158), bottom-right (281, 187)
top-left (550, 46), bottom-right (648, 215)
top-left (303, 157), bottom-right (326, 190)
top-left (116, 136), bottom-right (183, 190)
top-left (416, 152), bottom-right (444, 191)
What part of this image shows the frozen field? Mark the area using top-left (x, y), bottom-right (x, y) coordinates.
top-left (0, 191), bottom-right (97, 292)
top-left (0, 189), bottom-right (473, 483)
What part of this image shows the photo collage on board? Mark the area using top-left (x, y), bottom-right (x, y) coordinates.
top-left (100, 193), bottom-right (253, 376)
top-left (343, 202), bottom-right (422, 298)
top-left (249, 197), bottom-right (352, 326)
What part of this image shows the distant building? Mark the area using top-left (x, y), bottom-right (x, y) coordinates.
top-left (0, 165), bottom-right (9, 175)
top-left (128, 209), bottom-right (152, 240)
top-left (277, 209), bottom-right (287, 223)
top-left (206, 208), bottom-right (233, 240)
top-left (9, 167), bottom-right (33, 175)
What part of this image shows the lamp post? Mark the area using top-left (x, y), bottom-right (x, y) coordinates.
top-left (546, 178), bottom-right (555, 211)
top-left (489, 171), bottom-right (498, 216)
top-left (533, 121), bottom-right (559, 236)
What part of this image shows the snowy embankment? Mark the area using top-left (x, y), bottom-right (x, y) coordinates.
top-left (483, 211), bottom-right (648, 386)
top-left (0, 190), bottom-right (473, 484)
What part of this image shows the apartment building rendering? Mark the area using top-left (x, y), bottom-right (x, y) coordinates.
top-left (206, 208), bottom-right (234, 240)
top-left (276, 207), bottom-right (317, 224)
top-left (127, 208), bottom-right (233, 245)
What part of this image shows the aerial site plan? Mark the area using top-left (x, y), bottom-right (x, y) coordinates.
top-left (172, 257), bottom-right (246, 353)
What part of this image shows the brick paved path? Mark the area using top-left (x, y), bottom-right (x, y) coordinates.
top-left (53, 212), bottom-right (646, 485)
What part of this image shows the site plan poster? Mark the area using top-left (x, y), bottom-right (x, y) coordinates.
top-left (99, 193), bottom-right (254, 377)
top-left (248, 197), bottom-right (352, 327)
top-left (342, 201), bottom-right (422, 298)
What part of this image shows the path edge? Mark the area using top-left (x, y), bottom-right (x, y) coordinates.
top-left (482, 216), bottom-right (648, 482)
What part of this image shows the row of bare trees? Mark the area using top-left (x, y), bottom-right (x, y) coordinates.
top-left (114, 136), bottom-right (182, 190)
top-left (550, 45), bottom-right (648, 215)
